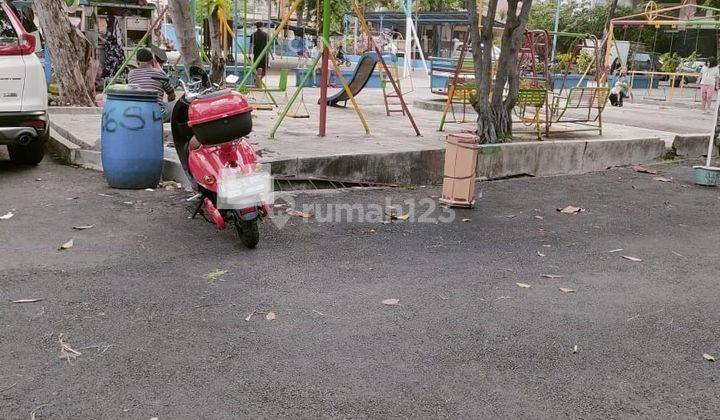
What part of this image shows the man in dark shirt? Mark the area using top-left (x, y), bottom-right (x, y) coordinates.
top-left (249, 21), bottom-right (269, 87)
top-left (128, 48), bottom-right (176, 121)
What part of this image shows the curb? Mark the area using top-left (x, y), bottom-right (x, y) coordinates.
top-left (48, 130), bottom-right (191, 186)
top-left (48, 124), bottom-right (674, 186)
top-left (48, 107), bottom-right (103, 115)
top-left (671, 133), bottom-right (719, 158)
top-left (413, 99), bottom-right (477, 115)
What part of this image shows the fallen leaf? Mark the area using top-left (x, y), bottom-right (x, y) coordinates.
top-left (632, 165), bottom-right (658, 175)
top-left (0, 212), bottom-right (14, 220)
top-left (703, 353), bottom-right (716, 362)
top-left (609, 248), bottom-right (624, 253)
top-left (537, 251), bottom-right (546, 257)
top-left (10, 298), bottom-right (43, 304)
top-left (244, 311), bottom-right (254, 321)
top-left (559, 287), bottom-right (576, 293)
top-left (202, 269), bottom-right (228, 282)
top-left (286, 208), bottom-right (311, 218)
top-left (462, 218), bottom-right (471, 222)
top-left (573, 345), bottom-right (579, 354)
top-left (542, 274), bottom-right (564, 279)
top-left (159, 180), bottom-right (182, 190)
top-left (382, 298), bottom-right (400, 306)
top-left (72, 224), bottom-right (94, 230)
top-left (516, 283), bottom-right (531, 288)
top-left (653, 176), bottom-right (672, 182)
top-left (265, 311), bottom-right (276, 321)
top-left (58, 334), bottom-right (81, 363)
top-left (59, 239), bottom-right (74, 250)
top-left (557, 206), bottom-right (585, 214)
top-left (622, 255), bottom-right (643, 262)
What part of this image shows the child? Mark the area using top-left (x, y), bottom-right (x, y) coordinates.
top-left (700, 56), bottom-right (719, 113)
top-left (609, 74), bottom-right (631, 107)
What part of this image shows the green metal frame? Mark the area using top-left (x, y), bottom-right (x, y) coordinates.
top-left (548, 86), bottom-right (610, 135)
top-left (513, 87), bottom-right (548, 140)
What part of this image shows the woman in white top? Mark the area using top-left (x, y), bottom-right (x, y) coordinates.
top-left (700, 56), bottom-right (719, 112)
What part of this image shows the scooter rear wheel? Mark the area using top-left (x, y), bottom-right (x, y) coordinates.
top-left (233, 215), bottom-right (259, 248)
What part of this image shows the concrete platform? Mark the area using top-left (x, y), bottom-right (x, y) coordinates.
top-left (47, 79), bottom-right (720, 185)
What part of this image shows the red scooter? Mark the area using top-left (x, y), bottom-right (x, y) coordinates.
top-left (170, 70), bottom-right (269, 248)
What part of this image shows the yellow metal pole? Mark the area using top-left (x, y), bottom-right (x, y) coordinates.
top-left (319, 37), bottom-right (370, 134)
top-left (348, 0), bottom-right (421, 135)
top-left (605, 23), bottom-right (614, 82)
top-left (669, 74), bottom-right (675, 101)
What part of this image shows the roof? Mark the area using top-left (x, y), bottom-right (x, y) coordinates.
top-left (78, 0), bottom-right (156, 10)
top-left (344, 11), bottom-right (504, 27)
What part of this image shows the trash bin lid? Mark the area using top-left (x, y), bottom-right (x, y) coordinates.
top-left (106, 84), bottom-right (158, 101)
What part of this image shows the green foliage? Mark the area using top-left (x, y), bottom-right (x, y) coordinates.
top-left (660, 52), bottom-right (680, 73)
top-left (554, 52), bottom-right (572, 73)
top-left (416, 0), bottom-right (465, 12)
top-left (660, 51), bottom-right (699, 73)
top-left (196, 0), bottom-right (231, 22)
top-left (703, 0), bottom-right (720, 10)
top-left (575, 50), bottom-right (596, 74)
top-left (528, 1), bottom-right (673, 55)
top-left (551, 50), bottom-right (595, 74)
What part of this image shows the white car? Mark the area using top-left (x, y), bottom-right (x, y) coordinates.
top-left (0, 0), bottom-right (48, 164)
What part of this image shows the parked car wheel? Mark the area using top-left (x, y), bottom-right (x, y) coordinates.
top-left (8, 141), bottom-right (45, 165)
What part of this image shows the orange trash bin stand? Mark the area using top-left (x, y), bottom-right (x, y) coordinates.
top-left (440, 132), bottom-right (479, 208)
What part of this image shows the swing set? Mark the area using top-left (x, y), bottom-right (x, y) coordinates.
top-left (439, 28), bottom-right (609, 138)
top-left (233, 0), bottom-right (421, 139)
top-left (608, 1), bottom-right (720, 103)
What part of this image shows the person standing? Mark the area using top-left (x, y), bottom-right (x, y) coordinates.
top-left (249, 21), bottom-right (269, 87)
top-left (700, 57), bottom-right (719, 113)
top-left (296, 35), bottom-right (307, 68)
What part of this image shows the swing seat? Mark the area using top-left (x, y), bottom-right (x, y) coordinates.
top-left (249, 68), bottom-right (288, 93)
top-left (513, 87), bottom-right (547, 140)
top-left (548, 87), bottom-right (609, 135)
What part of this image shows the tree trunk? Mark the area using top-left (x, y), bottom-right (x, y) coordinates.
top-left (467, 0), bottom-right (533, 143)
top-left (208, 8), bottom-right (226, 83)
top-left (169, 0), bottom-right (203, 69)
top-left (33, 0), bottom-right (95, 106)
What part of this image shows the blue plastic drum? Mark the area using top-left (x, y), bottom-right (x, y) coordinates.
top-left (101, 86), bottom-right (164, 189)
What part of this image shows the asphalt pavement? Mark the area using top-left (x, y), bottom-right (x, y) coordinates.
top-left (1, 154), bottom-right (720, 418)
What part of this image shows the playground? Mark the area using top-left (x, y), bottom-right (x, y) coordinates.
top-left (50, 66), bottom-right (716, 186)
top-left (45, 0), bottom-right (720, 185)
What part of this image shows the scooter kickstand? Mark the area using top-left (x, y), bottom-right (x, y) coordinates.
top-left (191, 198), bottom-right (204, 219)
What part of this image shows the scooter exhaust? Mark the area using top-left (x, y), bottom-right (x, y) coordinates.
top-left (17, 134), bottom-right (33, 146)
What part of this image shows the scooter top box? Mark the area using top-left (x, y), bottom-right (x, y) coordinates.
top-left (188, 89), bottom-right (253, 145)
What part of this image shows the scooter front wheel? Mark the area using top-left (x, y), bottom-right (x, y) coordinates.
top-left (233, 215), bottom-right (260, 249)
